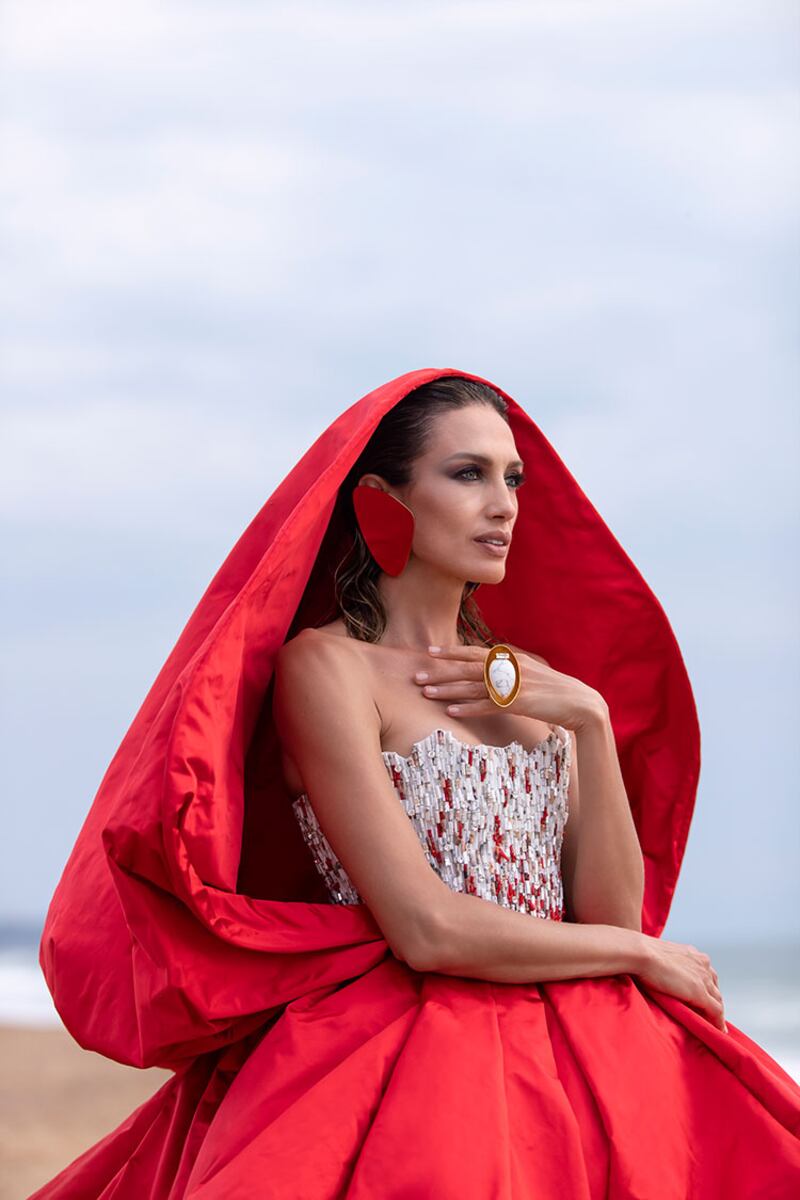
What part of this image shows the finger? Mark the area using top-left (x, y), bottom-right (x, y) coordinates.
top-left (698, 996), bottom-right (724, 1030)
top-left (428, 645), bottom-right (487, 661)
top-left (444, 700), bottom-right (500, 718)
top-left (415, 662), bottom-right (485, 685)
top-left (421, 681), bottom-right (487, 701)
top-left (704, 991), bottom-right (725, 1030)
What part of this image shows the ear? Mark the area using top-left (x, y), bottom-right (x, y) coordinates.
top-left (356, 473), bottom-right (390, 491)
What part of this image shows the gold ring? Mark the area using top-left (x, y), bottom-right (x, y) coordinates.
top-left (484, 643), bottom-right (521, 708)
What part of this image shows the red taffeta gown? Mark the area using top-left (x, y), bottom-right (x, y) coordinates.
top-left (30, 368), bottom-right (800, 1199)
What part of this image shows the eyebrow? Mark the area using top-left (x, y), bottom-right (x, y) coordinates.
top-left (443, 451), bottom-right (525, 470)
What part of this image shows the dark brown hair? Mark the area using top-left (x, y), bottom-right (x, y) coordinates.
top-left (329, 375), bottom-right (510, 645)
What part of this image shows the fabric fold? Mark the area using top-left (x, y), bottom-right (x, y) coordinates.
top-left (29, 367), bottom-right (800, 1197)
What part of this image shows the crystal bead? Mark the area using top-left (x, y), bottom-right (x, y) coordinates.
top-left (291, 725), bottom-right (571, 920)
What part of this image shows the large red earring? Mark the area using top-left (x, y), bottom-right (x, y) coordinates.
top-left (352, 485), bottom-right (415, 576)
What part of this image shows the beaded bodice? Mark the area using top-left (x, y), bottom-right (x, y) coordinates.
top-left (291, 724), bottom-right (572, 921)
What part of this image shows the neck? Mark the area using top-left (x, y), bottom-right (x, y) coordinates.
top-left (375, 560), bottom-right (467, 650)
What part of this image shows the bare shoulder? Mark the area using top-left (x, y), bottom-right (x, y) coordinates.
top-left (278, 623), bottom-right (385, 697)
top-left (276, 623), bottom-right (368, 675)
top-left (303, 616), bottom-right (351, 641)
top-left (279, 619), bottom-right (348, 653)
top-left (273, 626), bottom-right (380, 761)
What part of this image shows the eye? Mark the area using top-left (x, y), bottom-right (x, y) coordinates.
top-left (454, 466), bottom-right (527, 489)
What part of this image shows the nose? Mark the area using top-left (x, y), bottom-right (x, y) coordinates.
top-left (486, 478), bottom-right (517, 520)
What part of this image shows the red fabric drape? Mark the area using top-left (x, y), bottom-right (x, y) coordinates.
top-left (31, 368), bottom-right (800, 1198)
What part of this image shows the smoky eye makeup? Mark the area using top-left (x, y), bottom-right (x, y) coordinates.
top-left (452, 465), bottom-right (527, 487)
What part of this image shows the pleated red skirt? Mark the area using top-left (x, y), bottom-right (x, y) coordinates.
top-left (28, 957), bottom-right (800, 1199)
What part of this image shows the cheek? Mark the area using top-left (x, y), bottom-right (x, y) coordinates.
top-left (411, 490), bottom-right (476, 553)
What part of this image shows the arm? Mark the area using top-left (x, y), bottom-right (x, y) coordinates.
top-left (510, 646), bottom-right (644, 931)
top-left (273, 629), bottom-right (451, 969)
top-left (274, 630), bottom-right (649, 981)
top-left (423, 896), bottom-right (646, 981)
top-left (562, 706), bottom-right (645, 931)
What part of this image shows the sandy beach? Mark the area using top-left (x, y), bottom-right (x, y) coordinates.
top-left (5, 954), bottom-right (798, 1200)
top-left (0, 1024), bottom-right (172, 1200)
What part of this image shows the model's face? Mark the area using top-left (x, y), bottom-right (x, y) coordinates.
top-left (362, 403), bottom-right (526, 583)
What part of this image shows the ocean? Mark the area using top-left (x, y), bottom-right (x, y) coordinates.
top-left (1, 919), bottom-right (798, 1084)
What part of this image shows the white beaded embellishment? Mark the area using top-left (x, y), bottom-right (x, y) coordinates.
top-left (291, 725), bottom-right (571, 920)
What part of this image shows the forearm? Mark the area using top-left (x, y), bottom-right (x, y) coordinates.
top-left (570, 705), bottom-right (645, 929)
top-left (417, 890), bottom-right (648, 984)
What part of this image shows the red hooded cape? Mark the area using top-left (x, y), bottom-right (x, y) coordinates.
top-left (32, 368), bottom-right (800, 1199)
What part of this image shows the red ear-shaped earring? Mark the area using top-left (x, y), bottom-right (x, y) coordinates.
top-left (352, 485), bottom-right (415, 576)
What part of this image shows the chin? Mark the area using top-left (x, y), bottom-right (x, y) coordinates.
top-left (465, 560), bottom-right (507, 585)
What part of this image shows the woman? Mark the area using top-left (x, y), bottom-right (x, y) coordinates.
top-left (278, 381), bottom-right (699, 1000)
top-left (31, 369), bottom-right (800, 1198)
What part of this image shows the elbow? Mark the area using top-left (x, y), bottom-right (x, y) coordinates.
top-left (570, 873), bottom-right (644, 932)
top-left (400, 902), bottom-right (451, 973)
top-left (613, 913), bottom-right (643, 934)
top-left (624, 904), bottom-right (643, 933)
top-left (609, 901), bottom-right (644, 933)
top-left (570, 899), bottom-right (643, 932)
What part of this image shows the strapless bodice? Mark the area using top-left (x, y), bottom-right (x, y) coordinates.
top-left (291, 724), bottom-right (571, 921)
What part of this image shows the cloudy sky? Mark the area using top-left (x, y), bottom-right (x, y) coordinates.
top-left (2, 0), bottom-right (798, 945)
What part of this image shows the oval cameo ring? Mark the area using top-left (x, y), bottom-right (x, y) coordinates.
top-left (484, 643), bottom-right (522, 708)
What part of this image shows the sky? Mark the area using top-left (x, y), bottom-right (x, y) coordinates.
top-left (1, 0), bottom-right (798, 945)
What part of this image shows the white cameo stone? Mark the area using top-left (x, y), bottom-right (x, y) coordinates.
top-left (488, 657), bottom-right (517, 698)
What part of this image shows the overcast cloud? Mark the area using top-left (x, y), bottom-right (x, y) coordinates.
top-left (1, 0), bottom-right (798, 943)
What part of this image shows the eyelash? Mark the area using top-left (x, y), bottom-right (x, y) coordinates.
top-left (454, 466), bottom-right (527, 489)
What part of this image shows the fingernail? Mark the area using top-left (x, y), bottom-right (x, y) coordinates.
top-left (448, 705), bottom-right (460, 713)
top-left (415, 671), bottom-right (429, 681)
top-left (428, 645), bottom-right (441, 653)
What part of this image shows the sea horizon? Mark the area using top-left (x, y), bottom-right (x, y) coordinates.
top-left (2, 917), bottom-right (798, 1085)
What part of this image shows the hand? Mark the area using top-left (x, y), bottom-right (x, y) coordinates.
top-left (412, 643), bottom-right (604, 731)
top-left (635, 936), bottom-right (727, 1032)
